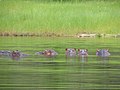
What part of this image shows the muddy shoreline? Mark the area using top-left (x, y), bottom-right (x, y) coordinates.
top-left (0, 32), bottom-right (120, 38)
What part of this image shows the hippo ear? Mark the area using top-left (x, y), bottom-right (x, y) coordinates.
top-left (96, 49), bottom-right (99, 51)
top-left (106, 49), bottom-right (109, 52)
top-left (78, 49), bottom-right (80, 51)
top-left (74, 48), bottom-right (76, 51)
top-left (65, 48), bottom-right (68, 51)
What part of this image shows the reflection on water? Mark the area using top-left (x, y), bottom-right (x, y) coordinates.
top-left (97, 57), bottom-right (110, 64)
top-left (11, 56), bottom-right (21, 61)
top-left (0, 56), bottom-right (119, 90)
top-left (0, 37), bottom-right (120, 90)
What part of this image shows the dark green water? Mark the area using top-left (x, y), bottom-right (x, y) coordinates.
top-left (0, 37), bottom-right (120, 90)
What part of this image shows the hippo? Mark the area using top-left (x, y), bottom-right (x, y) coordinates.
top-left (9, 50), bottom-right (29, 60)
top-left (65, 48), bottom-right (76, 58)
top-left (9, 51), bottom-right (20, 60)
top-left (35, 49), bottom-right (58, 57)
top-left (96, 49), bottom-right (110, 58)
top-left (78, 49), bottom-right (88, 57)
top-left (78, 49), bottom-right (88, 62)
top-left (11, 51), bottom-right (20, 57)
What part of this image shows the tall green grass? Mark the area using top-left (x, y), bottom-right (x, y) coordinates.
top-left (0, 0), bottom-right (120, 36)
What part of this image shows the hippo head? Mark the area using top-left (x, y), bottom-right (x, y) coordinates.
top-left (65, 48), bottom-right (76, 57)
top-left (10, 50), bottom-right (29, 59)
top-left (78, 49), bottom-right (88, 56)
top-left (43, 49), bottom-right (58, 57)
top-left (35, 50), bottom-right (58, 57)
top-left (96, 49), bottom-right (110, 57)
top-left (10, 51), bottom-right (20, 57)
top-left (8, 51), bottom-right (20, 60)
top-left (50, 50), bottom-right (58, 56)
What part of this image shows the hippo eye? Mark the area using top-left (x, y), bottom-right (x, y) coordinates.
top-left (72, 50), bottom-right (75, 52)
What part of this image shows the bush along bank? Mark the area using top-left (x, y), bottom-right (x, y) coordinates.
top-left (0, 32), bottom-right (64, 37)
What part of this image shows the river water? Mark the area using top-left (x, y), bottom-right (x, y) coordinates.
top-left (0, 37), bottom-right (120, 90)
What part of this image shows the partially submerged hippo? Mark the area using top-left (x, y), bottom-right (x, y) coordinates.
top-left (78, 49), bottom-right (88, 58)
top-left (96, 49), bottom-right (110, 58)
top-left (65, 48), bottom-right (76, 58)
top-left (78, 49), bottom-right (88, 62)
top-left (35, 49), bottom-right (58, 57)
top-left (9, 50), bottom-right (29, 60)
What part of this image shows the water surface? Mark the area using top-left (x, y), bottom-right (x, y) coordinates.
top-left (0, 37), bottom-right (120, 90)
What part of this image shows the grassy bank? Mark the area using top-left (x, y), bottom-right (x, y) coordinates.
top-left (0, 0), bottom-right (120, 36)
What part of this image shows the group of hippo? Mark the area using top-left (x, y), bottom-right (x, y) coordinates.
top-left (65, 48), bottom-right (110, 59)
top-left (0, 49), bottom-right (110, 60)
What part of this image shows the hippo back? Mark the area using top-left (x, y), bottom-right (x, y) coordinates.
top-left (35, 52), bottom-right (44, 55)
top-left (0, 50), bottom-right (11, 56)
top-left (20, 53), bottom-right (29, 58)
